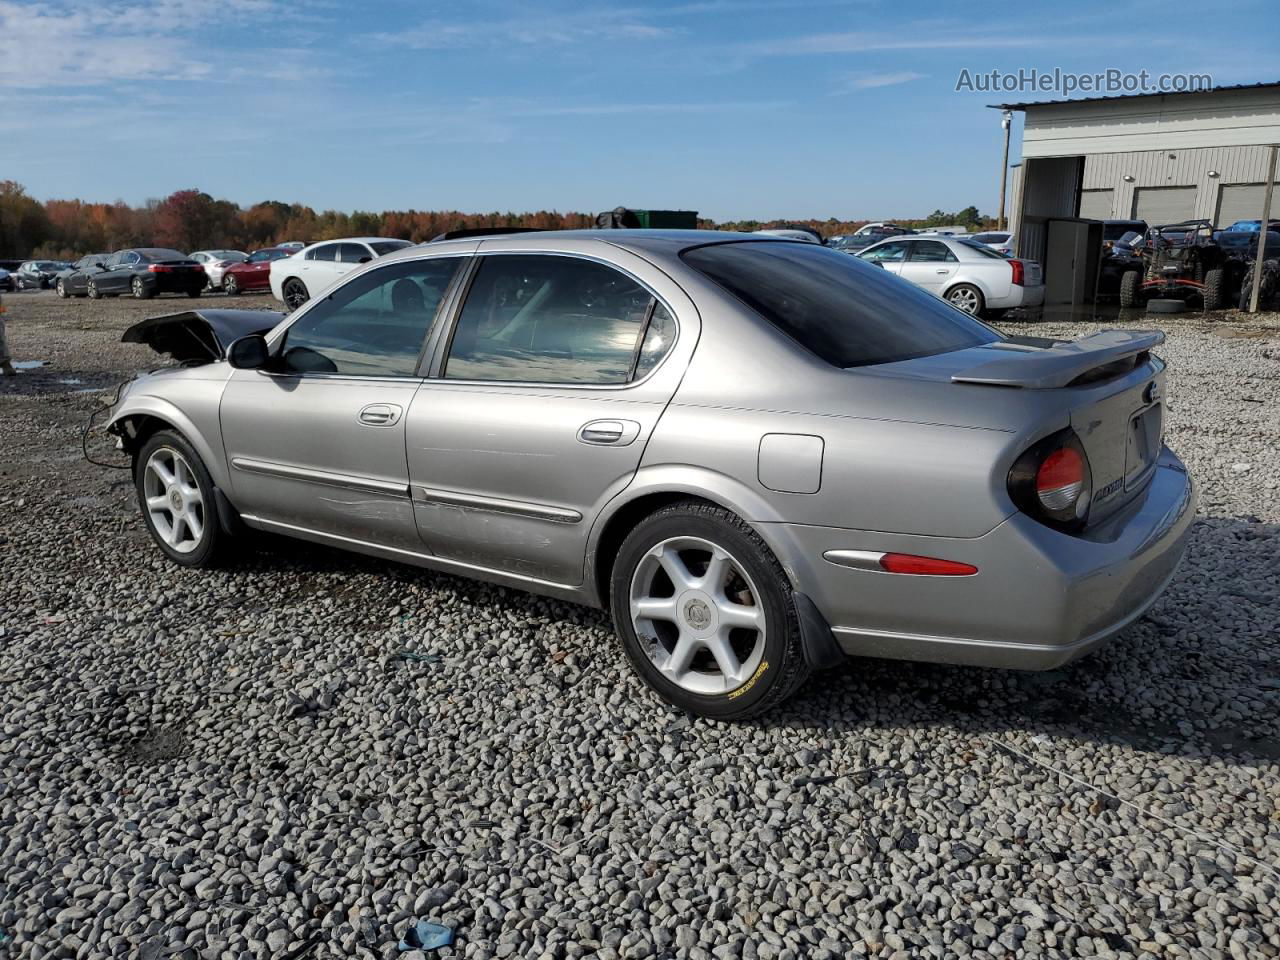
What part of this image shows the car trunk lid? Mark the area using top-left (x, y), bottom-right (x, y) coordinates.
top-left (863, 329), bottom-right (1166, 523)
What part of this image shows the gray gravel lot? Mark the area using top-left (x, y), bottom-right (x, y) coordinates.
top-left (1, 289), bottom-right (1279, 960)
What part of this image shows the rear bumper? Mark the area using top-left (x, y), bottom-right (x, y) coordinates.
top-left (768, 446), bottom-right (1195, 670)
top-left (147, 273), bottom-right (205, 294)
top-left (992, 284), bottom-right (1044, 309)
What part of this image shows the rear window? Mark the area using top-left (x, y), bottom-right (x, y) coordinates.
top-left (370, 240), bottom-right (413, 256)
top-left (137, 248), bottom-right (186, 262)
top-left (681, 241), bottom-right (1000, 368)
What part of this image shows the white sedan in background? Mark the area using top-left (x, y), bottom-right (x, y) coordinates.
top-left (269, 237), bottom-right (413, 309)
top-left (857, 235), bottom-right (1042, 317)
top-left (189, 250), bottom-right (248, 290)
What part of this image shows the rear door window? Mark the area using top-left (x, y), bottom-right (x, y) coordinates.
top-left (444, 254), bottom-right (673, 384)
top-left (682, 240), bottom-right (999, 368)
top-left (307, 244), bottom-right (339, 262)
top-left (909, 240), bottom-right (957, 262)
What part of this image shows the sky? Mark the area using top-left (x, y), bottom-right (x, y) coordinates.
top-left (2, 0), bottom-right (1278, 222)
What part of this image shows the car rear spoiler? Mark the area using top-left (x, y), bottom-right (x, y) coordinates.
top-left (121, 309), bottom-right (282, 363)
top-left (951, 330), bottom-right (1164, 389)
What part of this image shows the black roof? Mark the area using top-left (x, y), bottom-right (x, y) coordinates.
top-left (990, 80), bottom-right (1280, 111)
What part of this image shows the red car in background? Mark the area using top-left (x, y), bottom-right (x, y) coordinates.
top-left (221, 248), bottom-right (296, 295)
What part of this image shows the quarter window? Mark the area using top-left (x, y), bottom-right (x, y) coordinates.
top-left (444, 255), bottom-right (673, 384)
top-left (280, 257), bottom-right (462, 376)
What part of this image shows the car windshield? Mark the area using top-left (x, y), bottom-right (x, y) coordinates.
top-left (370, 240), bottom-right (413, 256)
top-left (212, 250), bottom-right (246, 261)
top-left (681, 241), bottom-right (1000, 368)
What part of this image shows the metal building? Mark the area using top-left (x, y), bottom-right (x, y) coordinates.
top-left (997, 82), bottom-right (1280, 303)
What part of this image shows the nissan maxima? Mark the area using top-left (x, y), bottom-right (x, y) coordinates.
top-left (104, 231), bottom-right (1194, 719)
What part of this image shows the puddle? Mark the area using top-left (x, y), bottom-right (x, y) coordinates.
top-left (57, 378), bottom-right (83, 385)
top-left (12, 360), bottom-right (46, 370)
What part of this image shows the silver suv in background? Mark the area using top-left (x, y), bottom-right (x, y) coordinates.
top-left (857, 234), bottom-right (1043, 317)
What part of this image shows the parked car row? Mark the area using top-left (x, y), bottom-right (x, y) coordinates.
top-left (56, 250), bottom-right (206, 299)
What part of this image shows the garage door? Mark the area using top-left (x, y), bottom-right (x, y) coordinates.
top-left (1078, 189), bottom-right (1113, 220)
top-left (1216, 183), bottom-right (1280, 226)
top-left (1133, 186), bottom-right (1196, 224)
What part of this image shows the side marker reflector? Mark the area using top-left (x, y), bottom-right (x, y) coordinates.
top-left (878, 553), bottom-right (978, 576)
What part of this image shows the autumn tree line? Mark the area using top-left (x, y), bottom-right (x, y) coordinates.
top-left (0, 181), bottom-right (994, 259)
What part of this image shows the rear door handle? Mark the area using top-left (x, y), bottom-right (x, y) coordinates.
top-left (578, 419), bottom-right (641, 446)
top-left (936, 268), bottom-right (951, 274)
top-left (358, 403), bottom-right (402, 426)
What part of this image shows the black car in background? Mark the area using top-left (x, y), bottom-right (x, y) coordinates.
top-left (14, 260), bottom-right (70, 290)
top-left (88, 248), bottom-right (205, 299)
top-left (55, 254), bottom-right (112, 298)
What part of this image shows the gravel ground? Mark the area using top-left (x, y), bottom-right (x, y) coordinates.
top-left (1, 289), bottom-right (1279, 960)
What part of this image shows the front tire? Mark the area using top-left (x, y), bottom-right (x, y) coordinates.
top-left (134, 430), bottom-right (229, 568)
top-left (945, 283), bottom-right (985, 316)
top-left (223, 274), bottom-right (239, 296)
top-left (282, 278), bottom-right (309, 311)
top-left (1119, 270), bottom-right (1142, 308)
top-left (1202, 268), bottom-right (1225, 311)
top-left (610, 500), bottom-right (810, 720)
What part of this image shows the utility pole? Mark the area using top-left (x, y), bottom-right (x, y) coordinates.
top-left (1247, 144), bottom-right (1278, 313)
top-left (997, 110), bottom-right (1013, 231)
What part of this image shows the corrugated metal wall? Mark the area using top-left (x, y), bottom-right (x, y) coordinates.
top-left (1082, 145), bottom-right (1279, 220)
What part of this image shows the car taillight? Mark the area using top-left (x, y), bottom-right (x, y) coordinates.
top-left (1010, 258), bottom-right (1025, 286)
top-left (148, 264), bottom-right (167, 273)
top-left (1008, 428), bottom-right (1092, 531)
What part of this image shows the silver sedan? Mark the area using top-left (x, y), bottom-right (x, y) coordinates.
top-left (105, 231), bottom-right (1193, 719)
top-left (857, 234), bottom-right (1044, 317)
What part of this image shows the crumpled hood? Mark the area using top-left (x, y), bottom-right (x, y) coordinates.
top-left (121, 309), bottom-right (282, 363)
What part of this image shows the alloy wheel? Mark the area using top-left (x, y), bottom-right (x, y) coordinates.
top-left (142, 447), bottom-right (206, 554)
top-left (948, 286), bottom-right (980, 314)
top-left (628, 536), bottom-right (766, 695)
top-left (132, 277), bottom-right (144, 299)
top-left (224, 276), bottom-right (238, 296)
top-left (283, 280), bottom-right (308, 310)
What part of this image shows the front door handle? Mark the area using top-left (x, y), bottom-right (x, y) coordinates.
top-left (578, 419), bottom-right (641, 446)
top-left (358, 403), bottom-right (402, 426)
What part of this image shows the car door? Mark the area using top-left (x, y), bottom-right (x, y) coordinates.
top-left (298, 242), bottom-right (342, 294)
top-left (897, 239), bottom-right (958, 295)
top-left (101, 251), bottom-right (139, 293)
top-left (242, 249), bottom-right (274, 289)
top-left (220, 255), bottom-right (466, 550)
top-left (405, 248), bottom-right (691, 586)
top-left (856, 239), bottom-right (910, 276)
top-left (335, 243), bottom-right (373, 284)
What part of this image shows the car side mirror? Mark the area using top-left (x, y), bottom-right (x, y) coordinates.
top-left (227, 333), bottom-right (271, 369)
top-left (358, 256), bottom-right (372, 264)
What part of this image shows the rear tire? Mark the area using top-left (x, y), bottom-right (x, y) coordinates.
top-left (945, 283), bottom-right (985, 316)
top-left (1202, 268), bottom-right (1225, 311)
top-left (134, 430), bottom-right (231, 568)
top-left (1146, 298), bottom-right (1186, 314)
top-left (1119, 270), bottom-right (1142, 308)
top-left (282, 278), bottom-right (309, 311)
top-left (132, 276), bottom-right (154, 300)
top-left (610, 500), bottom-right (810, 720)
top-left (56, 279), bottom-right (68, 298)
top-left (187, 288), bottom-right (202, 298)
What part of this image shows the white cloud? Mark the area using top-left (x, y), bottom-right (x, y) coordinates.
top-left (838, 70), bottom-right (927, 91)
top-left (368, 9), bottom-right (676, 51)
